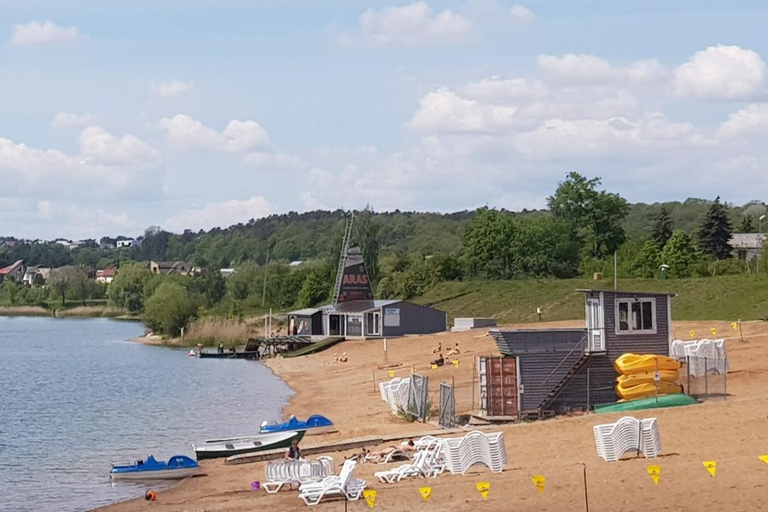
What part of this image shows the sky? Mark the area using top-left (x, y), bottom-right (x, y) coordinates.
top-left (1, 1), bottom-right (768, 240)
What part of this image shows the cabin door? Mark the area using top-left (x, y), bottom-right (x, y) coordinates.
top-left (586, 297), bottom-right (605, 352)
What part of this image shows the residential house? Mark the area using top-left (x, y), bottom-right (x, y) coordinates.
top-left (0, 260), bottom-right (25, 284)
top-left (116, 239), bottom-right (137, 249)
top-left (96, 264), bottom-right (118, 284)
top-left (489, 289), bottom-right (675, 417)
top-left (220, 268), bottom-right (236, 278)
top-left (22, 266), bottom-right (51, 286)
top-left (149, 261), bottom-right (193, 276)
top-left (729, 233), bottom-right (766, 262)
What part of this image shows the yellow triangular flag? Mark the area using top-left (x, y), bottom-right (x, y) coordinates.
top-left (431, 364), bottom-right (437, 370)
top-left (419, 487), bottom-right (432, 501)
top-left (647, 465), bottom-right (661, 485)
top-left (452, 359), bottom-right (459, 367)
top-left (710, 328), bottom-right (717, 336)
top-left (703, 461), bottom-right (716, 477)
top-left (732, 322), bottom-right (739, 331)
top-left (388, 370), bottom-right (395, 378)
top-left (363, 489), bottom-right (377, 508)
top-left (410, 366), bottom-right (416, 374)
top-left (476, 482), bottom-right (490, 500)
top-left (531, 475), bottom-right (545, 494)
top-left (689, 330), bottom-right (696, 338)
top-left (759, 455), bottom-right (768, 466)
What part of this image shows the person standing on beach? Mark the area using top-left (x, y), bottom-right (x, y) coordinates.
top-left (285, 439), bottom-right (301, 460)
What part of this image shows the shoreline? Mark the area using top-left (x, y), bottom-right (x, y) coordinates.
top-left (0, 306), bottom-right (139, 320)
top-left (96, 319), bottom-right (768, 511)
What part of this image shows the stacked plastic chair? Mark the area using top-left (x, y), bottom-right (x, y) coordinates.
top-left (263, 457), bottom-right (335, 494)
top-left (380, 377), bottom-right (410, 416)
top-left (437, 431), bottom-right (507, 475)
top-left (593, 416), bottom-right (661, 462)
top-left (298, 459), bottom-right (366, 506)
top-left (670, 339), bottom-right (728, 376)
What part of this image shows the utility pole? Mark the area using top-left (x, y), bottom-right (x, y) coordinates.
top-left (261, 247), bottom-right (270, 307)
top-left (613, 251), bottom-right (618, 290)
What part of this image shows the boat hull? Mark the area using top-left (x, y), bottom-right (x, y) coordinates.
top-left (194, 431), bottom-right (304, 460)
top-left (110, 467), bottom-right (200, 480)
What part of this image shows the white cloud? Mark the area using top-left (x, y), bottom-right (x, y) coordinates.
top-left (150, 80), bottom-right (194, 99)
top-left (9, 21), bottom-right (79, 47)
top-left (51, 112), bottom-right (94, 130)
top-left (408, 88), bottom-right (518, 133)
top-left (78, 126), bottom-right (159, 166)
top-left (312, 145), bottom-right (378, 158)
top-left (510, 5), bottom-right (534, 24)
top-left (164, 196), bottom-right (274, 232)
top-left (243, 152), bottom-right (306, 169)
top-left (344, 2), bottom-right (473, 47)
top-left (717, 103), bottom-right (768, 139)
top-left (159, 114), bottom-right (270, 153)
top-left (465, 77), bottom-right (548, 102)
top-left (672, 45), bottom-right (766, 100)
top-left (538, 54), bottom-right (668, 84)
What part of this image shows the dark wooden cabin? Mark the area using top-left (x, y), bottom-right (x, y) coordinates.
top-left (490, 290), bottom-right (675, 415)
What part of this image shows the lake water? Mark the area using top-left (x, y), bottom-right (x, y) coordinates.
top-left (0, 316), bottom-right (293, 512)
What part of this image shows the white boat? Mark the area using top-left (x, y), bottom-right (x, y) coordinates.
top-left (193, 430), bottom-right (304, 460)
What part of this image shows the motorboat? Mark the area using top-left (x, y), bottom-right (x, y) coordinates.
top-left (193, 430), bottom-right (304, 460)
top-left (260, 414), bottom-right (334, 436)
top-left (110, 455), bottom-right (200, 480)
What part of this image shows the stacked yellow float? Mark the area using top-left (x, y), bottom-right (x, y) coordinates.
top-left (614, 353), bottom-right (683, 401)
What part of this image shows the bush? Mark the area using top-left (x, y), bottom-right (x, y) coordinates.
top-left (108, 265), bottom-right (152, 313)
top-left (708, 258), bottom-right (747, 276)
top-left (144, 282), bottom-right (202, 336)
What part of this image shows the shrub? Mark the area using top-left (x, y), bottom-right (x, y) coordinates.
top-left (144, 282), bottom-right (202, 336)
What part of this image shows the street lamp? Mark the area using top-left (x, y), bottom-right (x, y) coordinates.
top-left (760, 215), bottom-right (766, 233)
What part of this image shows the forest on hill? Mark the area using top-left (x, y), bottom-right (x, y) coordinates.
top-left (1, 172), bottom-right (766, 337)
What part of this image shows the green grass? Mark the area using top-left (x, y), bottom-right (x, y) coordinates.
top-left (282, 337), bottom-right (345, 358)
top-left (415, 275), bottom-right (768, 324)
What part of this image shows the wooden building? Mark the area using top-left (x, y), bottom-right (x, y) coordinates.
top-left (490, 289), bottom-right (675, 416)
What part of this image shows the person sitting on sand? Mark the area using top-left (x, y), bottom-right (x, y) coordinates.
top-left (432, 342), bottom-right (442, 354)
top-left (447, 342), bottom-right (460, 356)
top-left (331, 352), bottom-right (339, 364)
top-left (430, 354), bottom-right (445, 367)
top-left (339, 352), bottom-right (348, 363)
top-left (285, 439), bottom-right (302, 460)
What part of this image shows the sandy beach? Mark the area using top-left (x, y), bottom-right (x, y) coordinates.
top-left (97, 319), bottom-right (768, 512)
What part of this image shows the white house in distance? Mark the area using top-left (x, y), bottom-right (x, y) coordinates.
top-left (117, 239), bottom-right (137, 249)
top-left (730, 233), bottom-right (766, 262)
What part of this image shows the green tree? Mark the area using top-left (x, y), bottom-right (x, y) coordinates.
top-left (697, 196), bottom-right (733, 260)
top-left (738, 215), bottom-right (755, 233)
top-left (144, 282), bottom-right (201, 336)
top-left (68, 267), bottom-right (92, 307)
top-left (297, 269), bottom-right (328, 308)
top-left (108, 265), bottom-right (151, 312)
top-left (661, 230), bottom-right (698, 278)
top-left (188, 269), bottom-right (226, 307)
top-left (462, 207), bottom-right (516, 279)
top-left (547, 172), bottom-right (629, 258)
top-left (632, 239), bottom-right (662, 278)
top-left (49, 267), bottom-right (76, 306)
top-left (3, 281), bottom-right (18, 305)
top-left (511, 217), bottom-right (581, 277)
top-left (651, 207), bottom-right (674, 247)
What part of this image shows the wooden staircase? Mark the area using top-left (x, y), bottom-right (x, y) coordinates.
top-left (538, 352), bottom-right (592, 413)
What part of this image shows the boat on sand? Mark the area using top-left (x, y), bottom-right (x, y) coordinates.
top-left (193, 431), bottom-right (304, 460)
top-left (110, 455), bottom-right (200, 480)
top-left (260, 414), bottom-right (334, 436)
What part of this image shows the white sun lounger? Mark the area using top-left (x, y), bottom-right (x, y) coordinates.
top-left (298, 459), bottom-right (366, 506)
top-left (374, 447), bottom-right (445, 483)
top-left (263, 457), bottom-right (335, 494)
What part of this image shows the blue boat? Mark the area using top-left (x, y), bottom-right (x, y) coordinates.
top-left (260, 414), bottom-right (334, 436)
top-left (110, 455), bottom-right (201, 481)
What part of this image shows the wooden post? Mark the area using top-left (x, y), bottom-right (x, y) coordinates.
top-left (739, 320), bottom-right (744, 342)
top-left (372, 368), bottom-right (376, 393)
top-left (582, 463), bottom-right (590, 512)
top-left (261, 248), bottom-right (269, 307)
top-left (472, 355), bottom-right (476, 411)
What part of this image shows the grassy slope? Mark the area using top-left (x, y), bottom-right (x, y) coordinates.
top-left (415, 275), bottom-right (768, 324)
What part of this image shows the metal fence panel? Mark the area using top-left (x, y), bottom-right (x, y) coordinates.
top-left (438, 383), bottom-right (456, 429)
top-left (407, 373), bottom-right (429, 421)
top-left (683, 356), bottom-right (728, 400)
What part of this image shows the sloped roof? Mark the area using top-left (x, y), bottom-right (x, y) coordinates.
top-left (730, 233), bottom-right (767, 249)
top-left (0, 260), bottom-right (23, 275)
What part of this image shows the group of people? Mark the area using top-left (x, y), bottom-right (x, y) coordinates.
top-left (331, 352), bottom-right (348, 363)
top-left (430, 341), bottom-right (460, 367)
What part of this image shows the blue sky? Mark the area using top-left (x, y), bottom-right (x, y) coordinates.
top-left (1, 1), bottom-right (768, 239)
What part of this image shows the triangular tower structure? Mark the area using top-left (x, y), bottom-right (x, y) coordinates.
top-left (332, 213), bottom-right (373, 306)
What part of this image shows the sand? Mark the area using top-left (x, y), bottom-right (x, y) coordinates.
top-left (97, 319), bottom-right (768, 512)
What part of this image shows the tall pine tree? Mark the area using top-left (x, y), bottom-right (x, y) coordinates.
top-left (738, 215), bottom-right (755, 233)
top-left (651, 207), bottom-right (674, 247)
top-left (697, 197), bottom-right (733, 260)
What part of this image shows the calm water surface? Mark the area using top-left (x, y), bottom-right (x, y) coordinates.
top-left (0, 316), bottom-right (292, 512)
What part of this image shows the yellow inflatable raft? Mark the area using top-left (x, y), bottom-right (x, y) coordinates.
top-left (615, 380), bottom-right (683, 401)
top-left (614, 353), bottom-right (681, 375)
top-left (617, 370), bottom-right (679, 387)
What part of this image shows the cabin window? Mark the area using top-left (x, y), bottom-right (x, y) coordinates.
top-left (616, 298), bottom-right (656, 334)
